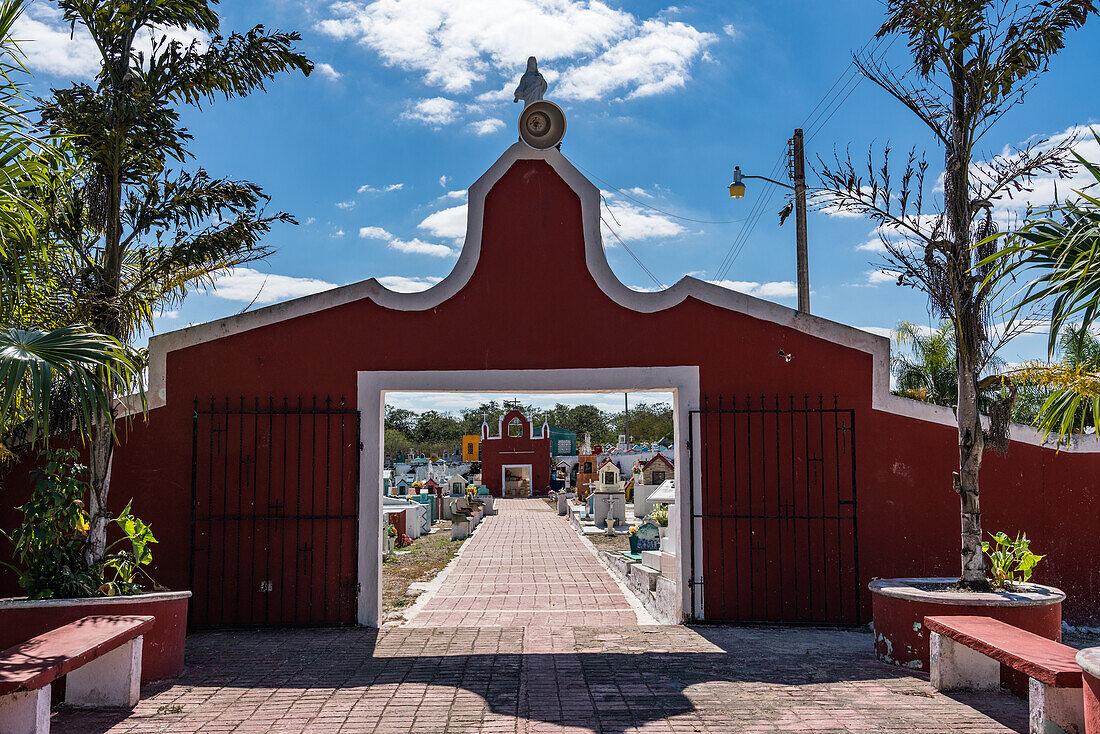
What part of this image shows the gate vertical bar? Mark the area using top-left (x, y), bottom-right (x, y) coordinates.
top-left (849, 406), bottom-right (861, 624)
top-left (687, 400), bottom-right (697, 619)
top-left (189, 399), bottom-right (199, 627)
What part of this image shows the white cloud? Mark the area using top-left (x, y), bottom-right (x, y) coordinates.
top-left (442, 189), bottom-right (468, 200)
top-left (440, 175), bottom-right (450, 187)
top-left (332, 228), bottom-right (346, 238)
top-left (358, 183), bottom-right (405, 193)
top-left (11, 5), bottom-right (100, 77)
top-left (470, 118), bottom-right (505, 135)
top-left (304, 217), bottom-right (316, 226)
top-left (600, 192), bottom-right (684, 243)
top-left (556, 20), bottom-right (717, 101)
top-left (376, 275), bottom-right (444, 292)
top-left (317, 1), bottom-right (714, 103)
top-left (359, 226), bottom-right (393, 240)
top-left (389, 237), bottom-right (455, 257)
top-left (336, 200), bottom-right (357, 210)
top-left (979, 125), bottom-right (1100, 220)
top-left (210, 268), bottom-right (338, 304)
top-left (360, 224), bottom-right (454, 257)
top-left (708, 279), bottom-right (798, 299)
top-left (419, 204), bottom-right (468, 241)
top-left (401, 97), bottom-right (460, 126)
top-left (856, 239), bottom-right (888, 253)
top-left (316, 62), bottom-right (342, 80)
top-left (13, 4), bottom-right (208, 78)
top-left (154, 309), bottom-right (180, 320)
top-left (722, 24), bottom-right (739, 39)
top-left (866, 269), bottom-right (902, 286)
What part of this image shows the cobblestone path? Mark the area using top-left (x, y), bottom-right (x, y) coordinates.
top-left (402, 497), bottom-right (651, 627)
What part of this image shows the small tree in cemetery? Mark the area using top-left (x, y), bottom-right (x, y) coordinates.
top-left (36, 0), bottom-right (312, 569)
top-left (814, 0), bottom-right (1096, 589)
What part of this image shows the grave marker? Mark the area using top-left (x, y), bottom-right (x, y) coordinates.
top-left (635, 522), bottom-right (661, 551)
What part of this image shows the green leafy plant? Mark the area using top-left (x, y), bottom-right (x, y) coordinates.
top-left (2, 449), bottom-right (99, 598)
top-left (99, 500), bottom-right (158, 596)
top-left (385, 524), bottom-right (397, 538)
top-left (2, 448), bottom-right (158, 598)
top-left (982, 531), bottom-right (1044, 589)
top-left (649, 505), bottom-right (669, 528)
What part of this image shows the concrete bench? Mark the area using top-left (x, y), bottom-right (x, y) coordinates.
top-left (0, 615), bottom-right (154, 733)
top-left (925, 615), bottom-right (1084, 734)
top-left (449, 500), bottom-right (473, 540)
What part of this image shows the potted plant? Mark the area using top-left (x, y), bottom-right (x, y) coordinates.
top-left (384, 523), bottom-right (398, 554)
top-left (628, 526), bottom-right (640, 553)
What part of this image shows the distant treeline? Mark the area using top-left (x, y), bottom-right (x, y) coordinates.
top-left (385, 400), bottom-right (674, 457)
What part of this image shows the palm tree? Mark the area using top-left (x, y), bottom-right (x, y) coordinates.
top-left (892, 322), bottom-right (958, 405)
top-left (990, 137), bottom-right (1100, 440)
top-left (0, 0), bottom-right (140, 454)
top-left (1010, 325), bottom-right (1100, 439)
top-left (37, 0), bottom-right (312, 566)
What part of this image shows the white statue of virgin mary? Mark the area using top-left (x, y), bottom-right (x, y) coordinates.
top-left (513, 56), bottom-right (548, 106)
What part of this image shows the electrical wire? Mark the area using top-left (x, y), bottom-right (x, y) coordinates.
top-left (710, 29), bottom-right (894, 280)
top-left (568, 155), bottom-right (749, 225)
top-left (600, 214), bottom-right (666, 290)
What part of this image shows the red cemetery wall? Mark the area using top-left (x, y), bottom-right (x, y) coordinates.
top-left (1, 148), bottom-right (1097, 625)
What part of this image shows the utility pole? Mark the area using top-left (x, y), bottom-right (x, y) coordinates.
top-left (791, 129), bottom-right (810, 314)
top-left (729, 128), bottom-right (812, 314)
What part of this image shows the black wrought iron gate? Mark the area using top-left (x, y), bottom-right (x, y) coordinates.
top-left (688, 395), bottom-right (861, 625)
top-left (190, 397), bottom-right (361, 628)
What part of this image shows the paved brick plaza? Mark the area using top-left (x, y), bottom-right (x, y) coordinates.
top-left (53, 499), bottom-right (1030, 732)
top-left (403, 498), bottom-right (652, 627)
top-left (55, 625), bottom-right (1027, 733)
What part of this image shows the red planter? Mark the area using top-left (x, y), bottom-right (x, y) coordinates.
top-left (0, 591), bottom-right (191, 682)
top-left (870, 578), bottom-right (1063, 697)
top-left (1079, 648), bottom-right (1100, 734)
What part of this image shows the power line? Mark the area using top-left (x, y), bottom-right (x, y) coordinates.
top-left (600, 215), bottom-right (666, 290)
top-left (568, 155), bottom-right (749, 225)
top-left (710, 30), bottom-right (893, 280)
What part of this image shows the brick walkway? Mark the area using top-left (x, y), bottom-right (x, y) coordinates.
top-left (402, 498), bottom-right (650, 627)
top-left (55, 625), bottom-right (1028, 733)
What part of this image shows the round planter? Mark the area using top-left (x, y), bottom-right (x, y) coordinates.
top-left (870, 577), bottom-right (1063, 697)
top-left (0, 590), bottom-right (191, 682)
top-left (1077, 648), bottom-right (1100, 733)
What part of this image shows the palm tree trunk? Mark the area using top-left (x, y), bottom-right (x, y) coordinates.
top-left (955, 347), bottom-right (989, 589)
top-left (84, 393), bottom-right (114, 569)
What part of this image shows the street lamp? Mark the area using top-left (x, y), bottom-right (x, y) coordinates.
top-left (729, 128), bottom-right (810, 314)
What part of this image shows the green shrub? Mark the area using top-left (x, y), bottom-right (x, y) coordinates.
top-left (3, 449), bottom-right (157, 598)
top-left (983, 531), bottom-right (1044, 589)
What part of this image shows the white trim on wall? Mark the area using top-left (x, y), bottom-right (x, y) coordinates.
top-left (137, 143), bottom-right (1098, 452)
top-left (357, 366), bottom-right (701, 627)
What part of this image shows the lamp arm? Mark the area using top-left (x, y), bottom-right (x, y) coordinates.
top-left (741, 174), bottom-right (795, 191)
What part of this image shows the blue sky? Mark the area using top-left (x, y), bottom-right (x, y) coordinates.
top-left (14, 0), bottom-right (1100, 384)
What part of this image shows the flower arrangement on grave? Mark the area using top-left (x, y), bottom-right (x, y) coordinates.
top-left (649, 505), bottom-right (669, 527)
top-left (628, 525), bottom-right (639, 536)
top-left (385, 524), bottom-right (397, 538)
top-left (628, 525), bottom-right (640, 553)
top-left (396, 533), bottom-right (412, 549)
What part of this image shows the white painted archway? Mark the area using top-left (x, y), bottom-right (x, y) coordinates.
top-left (357, 367), bottom-right (701, 627)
